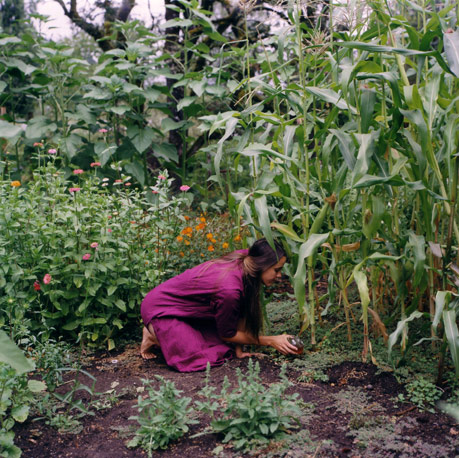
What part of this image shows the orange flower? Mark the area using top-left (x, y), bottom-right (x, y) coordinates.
top-left (184, 240), bottom-right (190, 246)
top-left (10, 181), bottom-right (21, 187)
top-left (200, 217), bottom-right (206, 223)
top-left (206, 233), bottom-right (213, 240)
top-left (184, 215), bottom-right (190, 221)
top-left (222, 242), bottom-right (229, 249)
top-left (234, 234), bottom-right (241, 242)
top-left (181, 226), bottom-right (193, 235)
top-left (196, 223), bottom-right (206, 231)
top-left (208, 245), bottom-right (215, 252)
top-left (211, 238), bottom-right (216, 243)
top-left (179, 251), bottom-right (185, 257)
top-left (200, 253), bottom-right (204, 257)
top-left (176, 236), bottom-right (184, 242)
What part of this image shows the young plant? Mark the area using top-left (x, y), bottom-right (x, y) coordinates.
top-left (196, 359), bottom-right (301, 451)
top-left (128, 376), bottom-right (197, 456)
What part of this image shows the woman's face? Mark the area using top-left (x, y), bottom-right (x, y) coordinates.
top-left (261, 256), bottom-right (287, 287)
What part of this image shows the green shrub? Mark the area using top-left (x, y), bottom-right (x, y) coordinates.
top-left (128, 376), bottom-right (197, 456)
top-left (196, 359), bottom-right (301, 451)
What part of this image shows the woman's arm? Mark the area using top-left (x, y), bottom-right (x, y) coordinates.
top-left (222, 331), bottom-right (299, 355)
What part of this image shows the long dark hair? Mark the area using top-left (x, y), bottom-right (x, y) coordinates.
top-left (212, 238), bottom-right (287, 340)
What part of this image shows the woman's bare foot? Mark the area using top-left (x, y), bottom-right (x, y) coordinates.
top-left (140, 325), bottom-right (159, 359)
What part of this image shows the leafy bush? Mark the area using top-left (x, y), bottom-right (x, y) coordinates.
top-left (128, 376), bottom-right (197, 456)
top-left (0, 163), bottom-right (190, 348)
top-left (196, 359), bottom-right (301, 451)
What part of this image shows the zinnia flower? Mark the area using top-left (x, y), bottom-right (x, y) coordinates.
top-left (208, 245), bottom-right (215, 252)
top-left (90, 242), bottom-right (99, 248)
top-left (180, 185), bottom-right (190, 192)
top-left (69, 187), bottom-right (81, 193)
top-left (152, 190), bottom-right (158, 194)
top-left (107, 228), bottom-right (112, 233)
top-left (125, 182), bottom-right (131, 187)
top-left (10, 181), bottom-right (21, 187)
top-left (158, 174), bottom-right (166, 180)
top-left (33, 281), bottom-right (41, 291)
top-left (206, 233), bottom-right (213, 240)
top-left (82, 253), bottom-right (91, 261)
top-left (98, 128), bottom-right (108, 133)
top-left (90, 162), bottom-right (101, 167)
top-left (48, 148), bottom-right (57, 154)
top-left (43, 274), bottom-right (52, 284)
top-left (176, 236), bottom-right (184, 242)
top-left (222, 242), bottom-right (229, 249)
top-left (73, 169), bottom-right (84, 175)
top-left (102, 177), bottom-right (109, 182)
top-left (33, 142), bottom-right (43, 147)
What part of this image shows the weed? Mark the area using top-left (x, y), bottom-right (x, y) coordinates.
top-left (397, 378), bottom-right (443, 413)
top-left (196, 359), bottom-right (302, 452)
top-left (128, 376), bottom-right (197, 456)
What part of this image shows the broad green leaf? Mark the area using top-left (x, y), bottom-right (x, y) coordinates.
top-left (271, 222), bottom-right (304, 243)
top-left (12, 405), bottom-right (29, 423)
top-left (127, 126), bottom-right (155, 153)
top-left (25, 116), bottom-right (57, 140)
top-left (305, 87), bottom-right (357, 114)
top-left (360, 89), bottom-right (376, 133)
top-left (352, 131), bottom-right (379, 185)
top-left (0, 330), bottom-right (35, 374)
top-left (151, 142), bottom-right (178, 163)
top-left (388, 311), bottom-right (424, 357)
top-left (61, 133), bottom-right (82, 160)
top-left (433, 291), bottom-right (452, 328)
top-left (254, 195), bottom-right (274, 249)
top-left (408, 232), bottom-right (426, 287)
top-left (124, 161), bottom-right (145, 186)
top-left (294, 233), bottom-right (330, 313)
top-left (444, 29), bottom-right (459, 77)
top-left (28, 379), bottom-right (47, 393)
top-left (0, 120), bottom-right (22, 139)
top-left (443, 309), bottom-right (459, 376)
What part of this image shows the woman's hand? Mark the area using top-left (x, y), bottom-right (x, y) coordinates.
top-left (268, 334), bottom-right (299, 355)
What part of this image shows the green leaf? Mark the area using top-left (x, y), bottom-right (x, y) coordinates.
top-left (433, 291), bottom-right (452, 328)
top-left (0, 330), bottom-right (35, 374)
top-left (25, 116), bottom-right (57, 140)
top-left (115, 299), bottom-right (126, 312)
top-left (0, 120), bottom-right (22, 139)
top-left (254, 195), bottom-right (274, 249)
top-left (271, 222), bottom-right (304, 243)
top-left (388, 311), bottom-right (424, 357)
top-left (294, 233), bottom-right (330, 314)
top-left (443, 309), bottom-right (459, 377)
top-left (127, 126), bottom-right (155, 154)
top-left (27, 379), bottom-right (47, 393)
top-left (124, 161), bottom-right (146, 186)
top-left (443, 29), bottom-right (459, 77)
top-left (305, 87), bottom-right (357, 114)
top-left (151, 142), bottom-right (178, 163)
top-left (12, 405), bottom-right (29, 423)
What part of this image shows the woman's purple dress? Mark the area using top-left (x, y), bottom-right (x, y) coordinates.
top-left (141, 251), bottom-right (247, 372)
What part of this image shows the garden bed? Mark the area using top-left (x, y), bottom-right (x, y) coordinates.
top-left (14, 340), bottom-right (459, 457)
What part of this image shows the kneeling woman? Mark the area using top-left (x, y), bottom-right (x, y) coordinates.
top-left (140, 238), bottom-right (299, 372)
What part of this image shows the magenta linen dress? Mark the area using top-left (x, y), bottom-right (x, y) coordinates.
top-left (141, 250), bottom-right (248, 372)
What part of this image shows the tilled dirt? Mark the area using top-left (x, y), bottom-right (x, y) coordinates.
top-left (14, 343), bottom-right (459, 457)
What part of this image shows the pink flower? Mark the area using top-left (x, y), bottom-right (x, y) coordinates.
top-left (102, 183), bottom-right (108, 187)
top-left (91, 162), bottom-right (101, 167)
top-left (82, 253), bottom-right (91, 261)
top-left (98, 128), bottom-right (108, 133)
top-left (33, 281), bottom-right (41, 291)
top-left (48, 148), bottom-right (57, 155)
top-left (107, 228), bottom-right (112, 233)
top-left (180, 185), bottom-right (190, 192)
top-left (152, 190), bottom-right (159, 194)
top-left (69, 187), bottom-right (81, 193)
top-left (125, 182), bottom-right (131, 187)
top-left (90, 242), bottom-right (99, 248)
top-left (43, 274), bottom-right (52, 284)
top-left (73, 169), bottom-right (84, 175)
top-left (158, 175), bottom-right (166, 180)
top-left (33, 142), bottom-right (43, 147)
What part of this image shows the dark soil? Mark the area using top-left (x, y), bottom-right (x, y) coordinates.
top-left (14, 343), bottom-right (459, 457)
